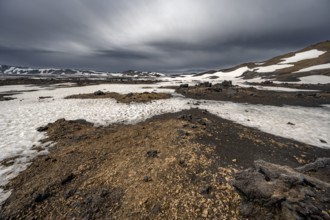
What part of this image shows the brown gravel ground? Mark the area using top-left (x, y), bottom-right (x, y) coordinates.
top-left (176, 84), bottom-right (330, 107)
top-left (65, 92), bottom-right (172, 103)
top-left (1, 108), bottom-right (329, 219)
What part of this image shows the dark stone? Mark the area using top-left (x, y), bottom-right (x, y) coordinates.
top-left (320, 139), bottom-right (327, 144)
top-left (179, 84), bottom-right (189, 88)
top-left (72, 119), bottom-right (92, 125)
top-left (221, 80), bottom-right (232, 87)
top-left (177, 114), bottom-right (192, 121)
top-left (61, 173), bottom-right (75, 185)
top-left (36, 125), bottom-right (49, 132)
top-left (197, 119), bottom-right (207, 126)
top-left (38, 96), bottom-right (53, 100)
top-left (198, 82), bottom-right (212, 87)
top-left (143, 176), bottom-right (151, 182)
top-left (35, 192), bottom-right (49, 203)
top-left (233, 159), bottom-right (330, 219)
top-left (93, 90), bottom-right (105, 96)
top-left (146, 150), bottom-right (158, 158)
top-left (177, 129), bottom-right (189, 137)
top-left (262, 80), bottom-right (273, 85)
top-left (64, 189), bottom-right (76, 199)
top-left (287, 122), bottom-right (295, 125)
top-left (200, 185), bottom-right (212, 195)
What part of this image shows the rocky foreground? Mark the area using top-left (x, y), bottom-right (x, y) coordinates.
top-left (1, 107), bottom-right (329, 219)
top-left (175, 81), bottom-right (330, 107)
top-left (234, 158), bottom-right (330, 219)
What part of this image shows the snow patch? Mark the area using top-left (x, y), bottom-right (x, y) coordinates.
top-left (296, 75), bottom-right (330, 84)
top-left (295, 63), bottom-right (330, 73)
top-left (280, 49), bottom-right (326, 64)
top-left (254, 64), bottom-right (294, 73)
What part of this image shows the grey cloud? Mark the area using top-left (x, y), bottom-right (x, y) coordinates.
top-left (0, 0), bottom-right (329, 73)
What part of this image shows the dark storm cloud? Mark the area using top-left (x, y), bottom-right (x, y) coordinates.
top-left (0, 0), bottom-right (330, 73)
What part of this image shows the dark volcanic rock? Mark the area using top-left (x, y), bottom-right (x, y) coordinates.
top-left (200, 185), bottom-right (212, 195)
top-left (233, 159), bottom-right (330, 220)
top-left (146, 150), bottom-right (158, 158)
top-left (221, 80), bottom-right (232, 87)
top-left (177, 114), bottom-right (193, 121)
top-left (35, 192), bottom-right (49, 203)
top-left (198, 82), bottom-right (212, 87)
top-left (94, 90), bottom-right (105, 96)
top-left (37, 125), bottom-right (49, 132)
top-left (61, 173), bottom-right (75, 185)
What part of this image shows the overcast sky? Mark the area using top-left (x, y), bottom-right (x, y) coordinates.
top-left (0, 0), bottom-right (329, 73)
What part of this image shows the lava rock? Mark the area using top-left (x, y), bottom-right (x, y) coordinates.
top-left (197, 119), bottom-right (207, 126)
top-left (233, 159), bottom-right (330, 219)
top-left (35, 192), bottom-right (49, 203)
top-left (200, 185), bottom-right (212, 195)
top-left (61, 173), bottom-right (75, 185)
top-left (198, 82), bottom-right (212, 87)
top-left (36, 125), bottom-right (49, 132)
top-left (221, 80), bottom-right (232, 87)
top-left (146, 150), bottom-right (158, 158)
top-left (143, 176), bottom-right (151, 182)
top-left (177, 129), bottom-right (189, 137)
top-left (177, 114), bottom-right (192, 121)
top-left (93, 90), bottom-right (105, 96)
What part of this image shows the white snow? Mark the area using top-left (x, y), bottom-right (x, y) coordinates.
top-left (0, 82), bottom-right (330, 205)
top-left (200, 101), bottom-right (330, 149)
top-left (250, 86), bottom-right (319, 92)
top-left (254, 64), bottom-right (294, 73)
top-left (280, 49), bottom-right (326, 64)
top-left (295, 63), bottom-right (330, 73)
top-left (296, 75), bottom-right (330, 84)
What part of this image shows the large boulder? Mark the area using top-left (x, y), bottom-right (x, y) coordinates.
top-left (233, 159), bottom-right (330, 219)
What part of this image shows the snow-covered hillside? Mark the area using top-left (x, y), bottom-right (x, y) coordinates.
top-left (0, 65), bottom-right (165, 78)
top-left (170, 41), bottom-right (330, 84)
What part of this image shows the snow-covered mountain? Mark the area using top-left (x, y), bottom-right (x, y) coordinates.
top-left (191, 41), bottom-right (330, 83)
top-left (1, 41), bottom-right (329, 82)
top-left (0, 65), bottom-right (165, 78)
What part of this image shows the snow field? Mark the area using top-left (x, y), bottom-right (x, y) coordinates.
top-left (1, 83), bottom-right (330, 205)
top-left (280, 49), bottom-right (326, 64)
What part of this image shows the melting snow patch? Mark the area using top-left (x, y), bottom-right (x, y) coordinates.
top-left (280, 49), bottom-right (326, 64)
top-left (295, 63), bottom-right (330, 73)
top-left (295, 75), bottom-right (330, 84)
top-left (254, 64), bottom-right (294, 73)
top-left (199, 101), bottom-right (330, 149)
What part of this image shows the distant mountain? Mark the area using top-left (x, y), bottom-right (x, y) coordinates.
top-left (194, 40), bottom-right (330, 82)
top-left (0, 65), bottom-right (165, 78)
